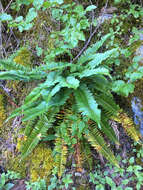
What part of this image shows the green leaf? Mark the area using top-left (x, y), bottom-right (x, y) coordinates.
top-left (74, 84), bottom-right (101, 126)
top-left (59, 76), bottom-right (79, 89)
top-left (79, 67), bottom-right (110, 78)
top-left (22, 101), bottom-right (48, 121)
top-left (129, 157), bottom-right (134, 164)
top-left (106, 176), bottom-right (116, 187)
top-left (0, 13), bottom-right (13, 21)
top-left (36, 46), bottom-right (43, 56)
top-left (88, 49), bottom-right (117, 68)
top-left (65, 76), bottom-right (80, 89)
top-left (77, 34), bottom-right (111, 64)
top-left (85, 5), bottom-right (97, 12)
top-left (26, 8), bottom-right (37, 23)
top-left (112, 80), bottom-right (134, 96)
top-left (33, 0), bottom-right (44, 9)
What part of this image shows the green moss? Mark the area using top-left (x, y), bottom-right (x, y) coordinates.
top-left (6, 154), bottom-right (27, 178)
top-left (13, 47), bottom-right (31, 67)
top-left (0, 92), bottom-right (6, 129)
top-left (29, 143), bottom-right (54, 182)
top-left (6, 143), bottom-right (54, 182)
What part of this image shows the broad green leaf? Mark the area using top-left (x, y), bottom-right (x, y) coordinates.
top-left (33, 0), bottom-right (44, 9)
top-left (85, 5), bottom-right (97, 12)
top-left (26, 8), bottom-right (37, 23)
top-left (0, 13), bottom-right (13, 21)
top-left (25, 86), bottom-right (42, 104)
top-left (112, 80), bottom-right (134, 96)
top-left (77, 34), bottom-right (111, 64)
top-left (74, 84), bottom-right (101, 126)
top-left (59, 76), bottom-right (80, 89)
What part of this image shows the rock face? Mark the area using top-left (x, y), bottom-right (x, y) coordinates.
top-left (131, 97), bottom-right (143, 136)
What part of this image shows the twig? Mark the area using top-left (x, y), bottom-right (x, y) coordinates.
top-left (0, 2), bottom-right (4, 58)
top-left (72, 0), bottom-right (109, 63)
top-left (4, 0), bottom-right (13, 12)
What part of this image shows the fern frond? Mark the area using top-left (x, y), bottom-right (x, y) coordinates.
top-left (20, 113), bottom-right (54, 159)
top-left (74, 141), bottom-right (83, 172)
top-left (81, 141), bottom-right (93, 170)
top-left (0, 59), bottom-right (31, 71)
top-left (100, 117), bottom-right (119, 145)
top-left (79, 67), bottom-right (110, 79)
top-left (55, 137), bottom-right (68, 178)
top-left (0, 70), bottom-right (47, 81)
top-left (114, 112), bottom-right (141, 142)
top-left (87, 49), bottom-right (117, 69)
top-left (77, 33), bottom-right (111, 65)
top-left (85, 128), bottom-right (119, 167)
top-left (95, 93), bottom-right (119, 117)
top-left (74, 84), bottom-right (101, 127)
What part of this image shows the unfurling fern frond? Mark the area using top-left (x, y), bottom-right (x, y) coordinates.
top-left (54, 137), bottom-right (68, 178)
top-left (85, 128), bottom-right (119, 168)
top-left (113, 112), bottom-right (141, 142)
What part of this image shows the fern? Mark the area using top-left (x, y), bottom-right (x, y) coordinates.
top-left (20, 113), bottom-right (55, 159)
top-left (54, 137), bottom-right (68, 178)
top-left (74, 84), bottom-right (101, 127)
top-left (114, 112), bottom-right (140, 142)
top-left (77, 33), bottom-right (111, 65)
top-left (0, 59), bottom-right (31, 71)
top-left (0, 70), bottom-right (47, 81)
top-left (85, 128), bottom-right (119, 168)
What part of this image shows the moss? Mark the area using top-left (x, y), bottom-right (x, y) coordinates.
top-left (6, 154), bottom-right (27, 178)
top-left (13, 47), bottom-right (31, 67)
top-left (0, 93), bottom-right (6, 129)
top-left (6, 143), bottom-right (54, 182)
top-left (29, 143), bottom-right (54, 182)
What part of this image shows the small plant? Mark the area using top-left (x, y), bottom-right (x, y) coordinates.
top-left (48, 169), bottom-right (73, 190)
top-left (25, 179), bottom-right (47, 190)
top-left (0, 170), bottom-right (20, 190)
top-left (89, 149), bottom-right (143, 190)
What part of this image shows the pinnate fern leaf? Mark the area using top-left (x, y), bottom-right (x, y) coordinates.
top-left (74, 84), bottom-right (101, 127)
top-left (21, 114), bottom-right (53, 159)
top-left (85, 129), bottom-right (119, 167)
top-left (77, 33), bottom-right (111, 64)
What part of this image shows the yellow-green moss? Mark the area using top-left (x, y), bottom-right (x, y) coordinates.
top-left (13, 47), bottom-right (31, 67)
top-left (29, 144), bottom-right (54, 182)
top-left (0, 93), bottom-right (6, 128)
top-left (6, 143), bottom-right (54, 182)
top-left (6, 154), bottom-right (27, 178)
